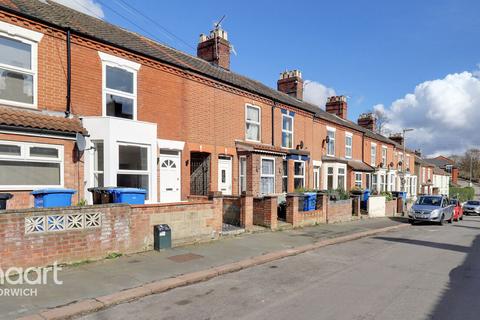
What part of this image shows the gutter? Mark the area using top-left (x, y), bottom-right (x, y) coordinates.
top-left (0, 125), bottom-right (80, 139)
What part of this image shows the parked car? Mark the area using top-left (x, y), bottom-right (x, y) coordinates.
top-left (463, 200), bottom-right (480, 215)
top-left (408, 195), bottom-right (454, 225)
top-left (450, 199), bottom-right (464, 221)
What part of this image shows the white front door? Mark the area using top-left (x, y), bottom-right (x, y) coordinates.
top-left (159, 151), bottom-right (181, 203)
top-left (218, 156), bottom-right (232, 195)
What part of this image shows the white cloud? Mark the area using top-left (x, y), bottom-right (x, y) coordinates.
top-left (381, 71), bottom-right (480, 156)
top-left (303, 80), bottom-right (336, 109)
top-left (50, 0), bottom-right (104, 18)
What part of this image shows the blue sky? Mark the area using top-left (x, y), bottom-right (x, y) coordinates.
top-left (59, 0), bottom-right (480, 155)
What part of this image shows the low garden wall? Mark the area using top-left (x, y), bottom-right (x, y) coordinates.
top-left (367, 196), bottom-right (386, 217)
top-left (253, 196), bottom-right (277, 229)
top-left (0, 197), bottom-right (223, 269)
top-left (328, 199), bottom-right (353, 223)
top-left (385, 199), bottom-right (397, 216)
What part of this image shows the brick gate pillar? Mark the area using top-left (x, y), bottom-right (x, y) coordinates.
top-left (208, 191), bottom-right (223, 236)
top-left (286, 193), bottom-right (302, 227)
top-left (263, 195), bottom-right (278, 230)
top-left (240, 191), bottom-right (254, 231)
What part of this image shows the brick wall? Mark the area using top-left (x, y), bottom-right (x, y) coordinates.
top-left (0, 199), bottom-right (222, 269)
top-left (252, 196), bottom-right (278, 229)
top-left (385, 199), bottom-right (397, 216)
top-left (327, 199), bottom-right (353, 223)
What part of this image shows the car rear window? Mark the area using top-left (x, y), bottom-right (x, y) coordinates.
top-left (416, 196), bottom-right (442, 206)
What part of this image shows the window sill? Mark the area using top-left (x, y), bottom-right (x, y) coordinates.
top-left (0, 99), bottom-right (37, 110)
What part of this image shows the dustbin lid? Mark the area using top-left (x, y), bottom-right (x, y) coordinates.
top-left (31, 188), bottom-right (77, 195)
top-left (0, 193), bottom-right (13, 200)
top-left (155, 224), bottom-right (171, 231)
top-left (110, 188), bottom-right (147, 194)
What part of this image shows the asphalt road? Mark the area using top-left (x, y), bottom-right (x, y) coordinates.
top-left (82, 217), bottom-right (480, 320)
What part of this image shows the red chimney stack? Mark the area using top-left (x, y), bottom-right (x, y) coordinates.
top-left (325, 96), bottom-right (348, 120)
top-left (197, 28), bottom-right (231, 70)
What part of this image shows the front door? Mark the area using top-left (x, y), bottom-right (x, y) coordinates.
top-left (159, 150), bottom-right (181, 203)
top-left (218, 156), bottom-right (232, 195)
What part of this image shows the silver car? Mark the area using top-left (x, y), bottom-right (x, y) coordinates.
top-left (463, 200), bottom-right (480, 215)
top-left (408, 195), bottom-right (454, 225)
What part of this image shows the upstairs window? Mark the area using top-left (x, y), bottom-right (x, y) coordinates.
top-left (0, 27), bottom-right (41, 108)
top-left (327, 129), bottom-right (335, 156)
top-left (371, 143), bottom-right (377, 167)
top-left (382, 146), bottom-right (387, 167)
top-left (246, 105), bottom-right (261, 142)
top-left (282, 114), bottom-right (293, 148)
top-left (345, 133), bottom-right (352, 159)
top-left (99, 52), bottom-right (140, 120)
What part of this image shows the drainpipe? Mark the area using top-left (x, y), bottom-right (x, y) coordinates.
top-left (65, 28), bottom-right (72, 118)
top-left (271, 102), bottom-right (276, 146)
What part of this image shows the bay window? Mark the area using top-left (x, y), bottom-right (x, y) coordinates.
top-left (345, 133), bottom-right (352, 159)
top-left (327, 167), bottom-right (334, 190)
top-left (239, 156), bottom-right (246, 193)
top-left (0, 141), bottom-right (63, 189)
top-left (282, 114), bottom-right (293, 148)
top-left (260, 157), bottom-right (275, 194)
top-left (282, 160), bottom-right (288, 193)
top-left (327, 128), bottom-right (335, 156)
top-left (337, 167), bottom-right (346, 190)
top-left (246, 104), bottom-right (261, 142)
top-left (355, 172), bottom-right (362, 188)
top-left (294, 161), bottom-right (305, 190)
top-left (93, 141), bottom-right (104, 187)
top-left (117, 144), bottom-right (149, 198)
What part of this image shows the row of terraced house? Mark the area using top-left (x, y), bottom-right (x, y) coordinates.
top-left (1, 0), bottom-right (435, 211)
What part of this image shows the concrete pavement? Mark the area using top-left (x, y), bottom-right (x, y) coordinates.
top-left (1, 217), bottom-right (407, 320)
top-left (82, 217), bottom-right (480, 320)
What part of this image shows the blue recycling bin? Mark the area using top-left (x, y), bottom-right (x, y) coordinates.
top-left (360, 189), bottom-right (371, 210)
top-left (110, 188), bottom-right (147, 205)
top-left (303, 192), bottom-right (317, 211)
top-left (32, 188), bottom-right (77, 208)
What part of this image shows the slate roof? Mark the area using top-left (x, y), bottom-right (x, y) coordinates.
top-left (0, 105), bottom-right (86, 135)
top-left (425, 157), bottom-right (455, 169)
top-left (0, 0), bottom-right (409, 149)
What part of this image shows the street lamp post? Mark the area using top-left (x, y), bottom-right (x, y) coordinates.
top-left (401, 128), bottom-right (414, 192)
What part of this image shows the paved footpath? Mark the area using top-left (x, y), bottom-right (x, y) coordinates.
top-left (2, 217), bottom-right (407, 320)
top-left (83, 216), bottom-right (480, 320)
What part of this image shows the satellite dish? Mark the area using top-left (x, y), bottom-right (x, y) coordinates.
top-left (325, 135), bottom-right (330, 144)
top-left (75, 133), bottom-right (86, 152)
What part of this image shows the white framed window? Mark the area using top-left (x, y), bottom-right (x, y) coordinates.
top-left (281, 113), bottom-right (294, 149)
top-left (327, 128), bottom-right (335, 156)
top-left (372, 174), bottom-right (378, 192)
top-left (406, 155), bottom-right (410, 170)
top-left (381, 146), bottom-right (387, 167)
top-left (345, 133), bottom-right (352, 159)
top-left (245, 104), bottom-right (261, 142)
top-left (239, 156), bottom-right (246, 193)
top-left (327, 166), bottom-right (334, 190)
top-left (282, 159), bottom-right (288, 193)
top-left (0, 22), bottom-right (43, 109)
top-left (313, 166), bottom-right (321, 190)
top-left (117, 143), bottom-right (150, 199)
top-left (0, 140), bottom-right (63, 190)
top-left (294, 160), bottom-right (305, 190)
top-left (99, 52), bottom-right (140, 120)
top-left (370, 143), bottom-right (377, 167)
top-left (355, 172), bottom-right (362, 188)
top-left (337, 167), bottom-right (346, 190)
top-left (260, 157), bottom-right (275, 194)
top-left (388, 173), bottom-right (395, 191)
top-left (365, 173), bottom-right (371, 190)
top-left (422, 167), bottom-right (426, 183)
top-left (380, 173), bottom-right (386, 192)
top-left (93, 140), bottom-right (104, 187)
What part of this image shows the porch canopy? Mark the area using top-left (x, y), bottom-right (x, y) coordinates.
top-left (347, 160), bottom-right (375, 172)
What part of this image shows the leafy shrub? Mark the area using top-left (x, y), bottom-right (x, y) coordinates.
top-left (449, 186), bottom-right (475, 202)
top-left (380, 191), bottom-right (393, 201)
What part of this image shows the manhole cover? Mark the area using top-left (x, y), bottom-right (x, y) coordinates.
top-left (168, 253), bottom-right (204, 263)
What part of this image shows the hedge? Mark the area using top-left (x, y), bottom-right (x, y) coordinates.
top-left (449, 186), bottom-right (475, 202)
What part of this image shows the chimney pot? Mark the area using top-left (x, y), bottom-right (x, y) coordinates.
top-left (389, 133), bottom-right (404, 146)
top-left (277, 69), bottom-right (303, 100)
top-left (325, 95), bottom-right (348, 120)
top-left (197, 27), bottom-right (231, 70)
top-left (357, 112), bottom-right (376, 131)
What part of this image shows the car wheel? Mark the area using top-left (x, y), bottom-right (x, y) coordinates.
top-left (438, 215), bottom-right (444, 226)
top-left (409, 219), bottom-right (415, 225)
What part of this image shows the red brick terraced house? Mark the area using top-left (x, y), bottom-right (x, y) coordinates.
top-left (0, 0), bottom-right (418, 209)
